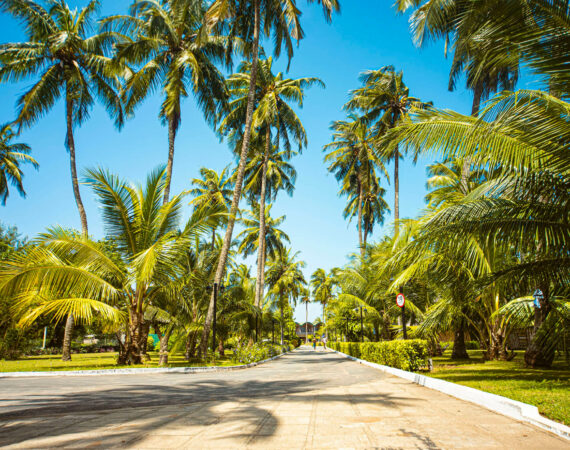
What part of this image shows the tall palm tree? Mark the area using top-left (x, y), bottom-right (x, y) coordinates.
top-left (220, 57), bottom-right (321, 309)
top-left (265, 248), bottom-right (306, 345)
top-left (0, 124), bottom-right (38, 205)
top-left (0, 0), bottom-right (125, 361)
top-left (200, 0), bottom-right (339, 356)
top-left (102, 0), bottom-right (229, 204)
top-left (324, 116), bottom-right (387, 254)
top-left (189, 166), bottom-right (234, 247)
top-left (0, 0), bottom-right (124, 235)
top-left (299, 288), bottom-right (311, 341)
top-left (345, 67), bottom-right (426, 233)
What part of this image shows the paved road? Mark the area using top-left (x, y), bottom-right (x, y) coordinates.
top-left (0, 348), bottom-right (567, 449)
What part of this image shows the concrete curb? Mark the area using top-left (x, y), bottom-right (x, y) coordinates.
top-left (0, 349), bottom-right (292, 378)
top-left (329, 348), bottom-right (570, 441)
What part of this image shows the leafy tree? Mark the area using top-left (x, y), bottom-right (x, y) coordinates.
top-left (103, 0), bottom-right (229, 203)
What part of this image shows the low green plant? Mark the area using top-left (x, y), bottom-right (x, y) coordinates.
top-left (231, 342), bottom-right (284, 364)
top-left (330, 340), bottom-right (428, 371)
top-left (147, 337), bottom-right (156, 352)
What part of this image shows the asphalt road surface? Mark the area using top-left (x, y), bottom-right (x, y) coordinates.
top-left (0, 347), bottom-right (567, 449)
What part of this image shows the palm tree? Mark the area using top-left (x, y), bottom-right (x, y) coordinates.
top-left (237, 204), bottom-right (290, 264)
top-left (324, 116), bottom-right (387, 254)
top-left (0, 0), bottom-right (126, 361)
top-left (0, 124), bottom-right (38, 205)
top-left (386, 90), bottom-right (570, 366)
top-left (265, 248), bottom-right (306, 345)
top-left (0, 0), bottom-right (124, 235)
top-left (310, 268), bottom-right (338, 340)
top-left (299, 288), bottom-right (311, 342)
top-left (189, 166), bottom-right (234, 247)
top-left (345, 67), bottom-right (426, 233)
top-left (103, 0), bottom-right (229, 204)
top-left (0, 167), bottom-right (220, 364)
top-left (220, 57), bottom-right (321, 309)
top-left (200, 0), bottom-right (339, 356)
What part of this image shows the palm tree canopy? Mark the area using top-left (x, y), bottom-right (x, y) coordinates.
top-left (0, 0), bottom-right (124, 128)
top-left (0, 124), bottom-right (38, 205)
top-left (236, 204), bottom-right (290, 259)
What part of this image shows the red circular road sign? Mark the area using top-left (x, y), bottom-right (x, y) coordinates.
top-left (396, 293), bottom-right (405, 308)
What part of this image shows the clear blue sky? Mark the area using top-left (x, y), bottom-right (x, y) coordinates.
top-left (0, 1), bottom-right (523, 323)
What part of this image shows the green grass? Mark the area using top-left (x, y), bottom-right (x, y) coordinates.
top-left (0, 351), bottom-right (236, 372)
top-left (428, 350), bottom-right (570, 425)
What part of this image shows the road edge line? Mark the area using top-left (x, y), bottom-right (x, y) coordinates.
top-left (0, 349), bottom-right (294, 378)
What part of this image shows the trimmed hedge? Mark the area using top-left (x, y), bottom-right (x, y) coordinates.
top-left (231, 342), bottom-right (288, 364)
top-left (329, 340), bottom-right (428, 371)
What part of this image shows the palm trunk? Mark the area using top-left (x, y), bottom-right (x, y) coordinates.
top-left (211, 227), bottom-right (216, 249)
top-left (393, 145), bottom-right (399, 236)
top-left (525, 285), bottom-right (554, 367)
top-left (357, 178), bottom-right (363, 257)
top-left (255, 127), bottom-right (270, 308)
top-left (163, 115), bottom-right (176, 204)
top-left (199, 0), bottom-right (261, 357)
top-left (280, 293), bottom-right (284, 346)
top-left (140, 320), bottom-right (151, 361)
top-left (460, 83), bottom-right (483, 194)
top-left (158, 327), bottom-right (172, 366)
top-left (61, 313), bottom-right (74, 361)
top-left (62, 94), bottom-right (88, 362)
top-left (451, 320), bottom-right (469, 359)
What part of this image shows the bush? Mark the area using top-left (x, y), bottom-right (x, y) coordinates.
top-left (329, 340), bottom-right (428, 371)
top-left (231, 342), bottom-right (285, 364)
top-left (0, 328), bottom-right (33, 360)
top-left (146, 337), bottom-right (156, 352)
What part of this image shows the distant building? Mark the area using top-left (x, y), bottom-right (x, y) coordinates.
top-left (295, 322), bottom-right (323, 341)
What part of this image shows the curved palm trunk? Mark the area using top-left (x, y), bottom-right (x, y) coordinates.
top-left (163, 115), bottom-right (177, 204)
top-left (62, 94), bottom-right (88, 362)
top-left (199, 0), bottom-right (261, 357)
top-left (357, 178), bottom-right (364, 257)
top-left (451, 320), bottom-right (469, 359)
top-left (255, 128), bottom-right (270, 308)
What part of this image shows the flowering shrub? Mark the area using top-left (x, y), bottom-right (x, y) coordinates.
top-left (231, 342), bottom-right (285, 364)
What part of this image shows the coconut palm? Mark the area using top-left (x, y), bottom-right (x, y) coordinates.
top-left (220, 57), bottom-right (321, 310)
top-left (189, 166), bottom-right (234, 247)
top-left (310, 268), bottom-right (339, 340)
top-left (0, 124), bottom-right (38, 205)
top-left (299, 287), bottom-right (311, 341)
top-left (0, 0), bottom-right (124, 235)
top-left (345, 67), bottom-right (427, 232)
top-left (265, 248), bottom-right (306, 345)
top-left (237, 204), bottom-right (290, 260)
top-left (200, 0), bottom-right (339, 356)
top-left (386, 90), bottom-right (570, 366)
top-left (0, 167), bottom-right (220, 364)
top-left (102, 0), bottom-right (228, 204)
top-left (324, 116), bottom-right (387, 254)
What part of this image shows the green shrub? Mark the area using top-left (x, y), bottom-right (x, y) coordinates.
top-left (441, 340), bottom-right (480, 350)
top-left (0, 328), bottom-right (33, 360)
top-left (329, 340), bottom-right (428, 371)
top-left (147, 337), bottom-right (155, 352)
top-left (231, 342), bottom-right (284, 364)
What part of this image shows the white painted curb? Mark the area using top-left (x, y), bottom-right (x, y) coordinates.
top-left (330, 349), bottom-right (570, 441)
top-left (0, 349), bottom-right (292, 378)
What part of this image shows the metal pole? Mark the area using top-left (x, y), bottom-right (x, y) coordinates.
top-left (360, 307), bottom-right (364, 343)
top-left (401, 286), bottom-right (407, 340)
top-left (212, 282), bottom-right (217, 352)
top-left (42, 326), bottom-right (47, 349)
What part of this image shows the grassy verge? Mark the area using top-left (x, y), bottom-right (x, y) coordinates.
top-left (0, 351), bottom-right (237, 372)
top-left (428, 350), bottom-right (570, 426)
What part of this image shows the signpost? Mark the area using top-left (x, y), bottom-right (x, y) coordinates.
top-left (397, 292), bottom-right (407, 339)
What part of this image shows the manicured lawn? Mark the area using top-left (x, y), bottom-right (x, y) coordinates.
top-left (428, 350), bottom-right (570, 425)
top-left (0, 351), bottom-right (236, 372)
